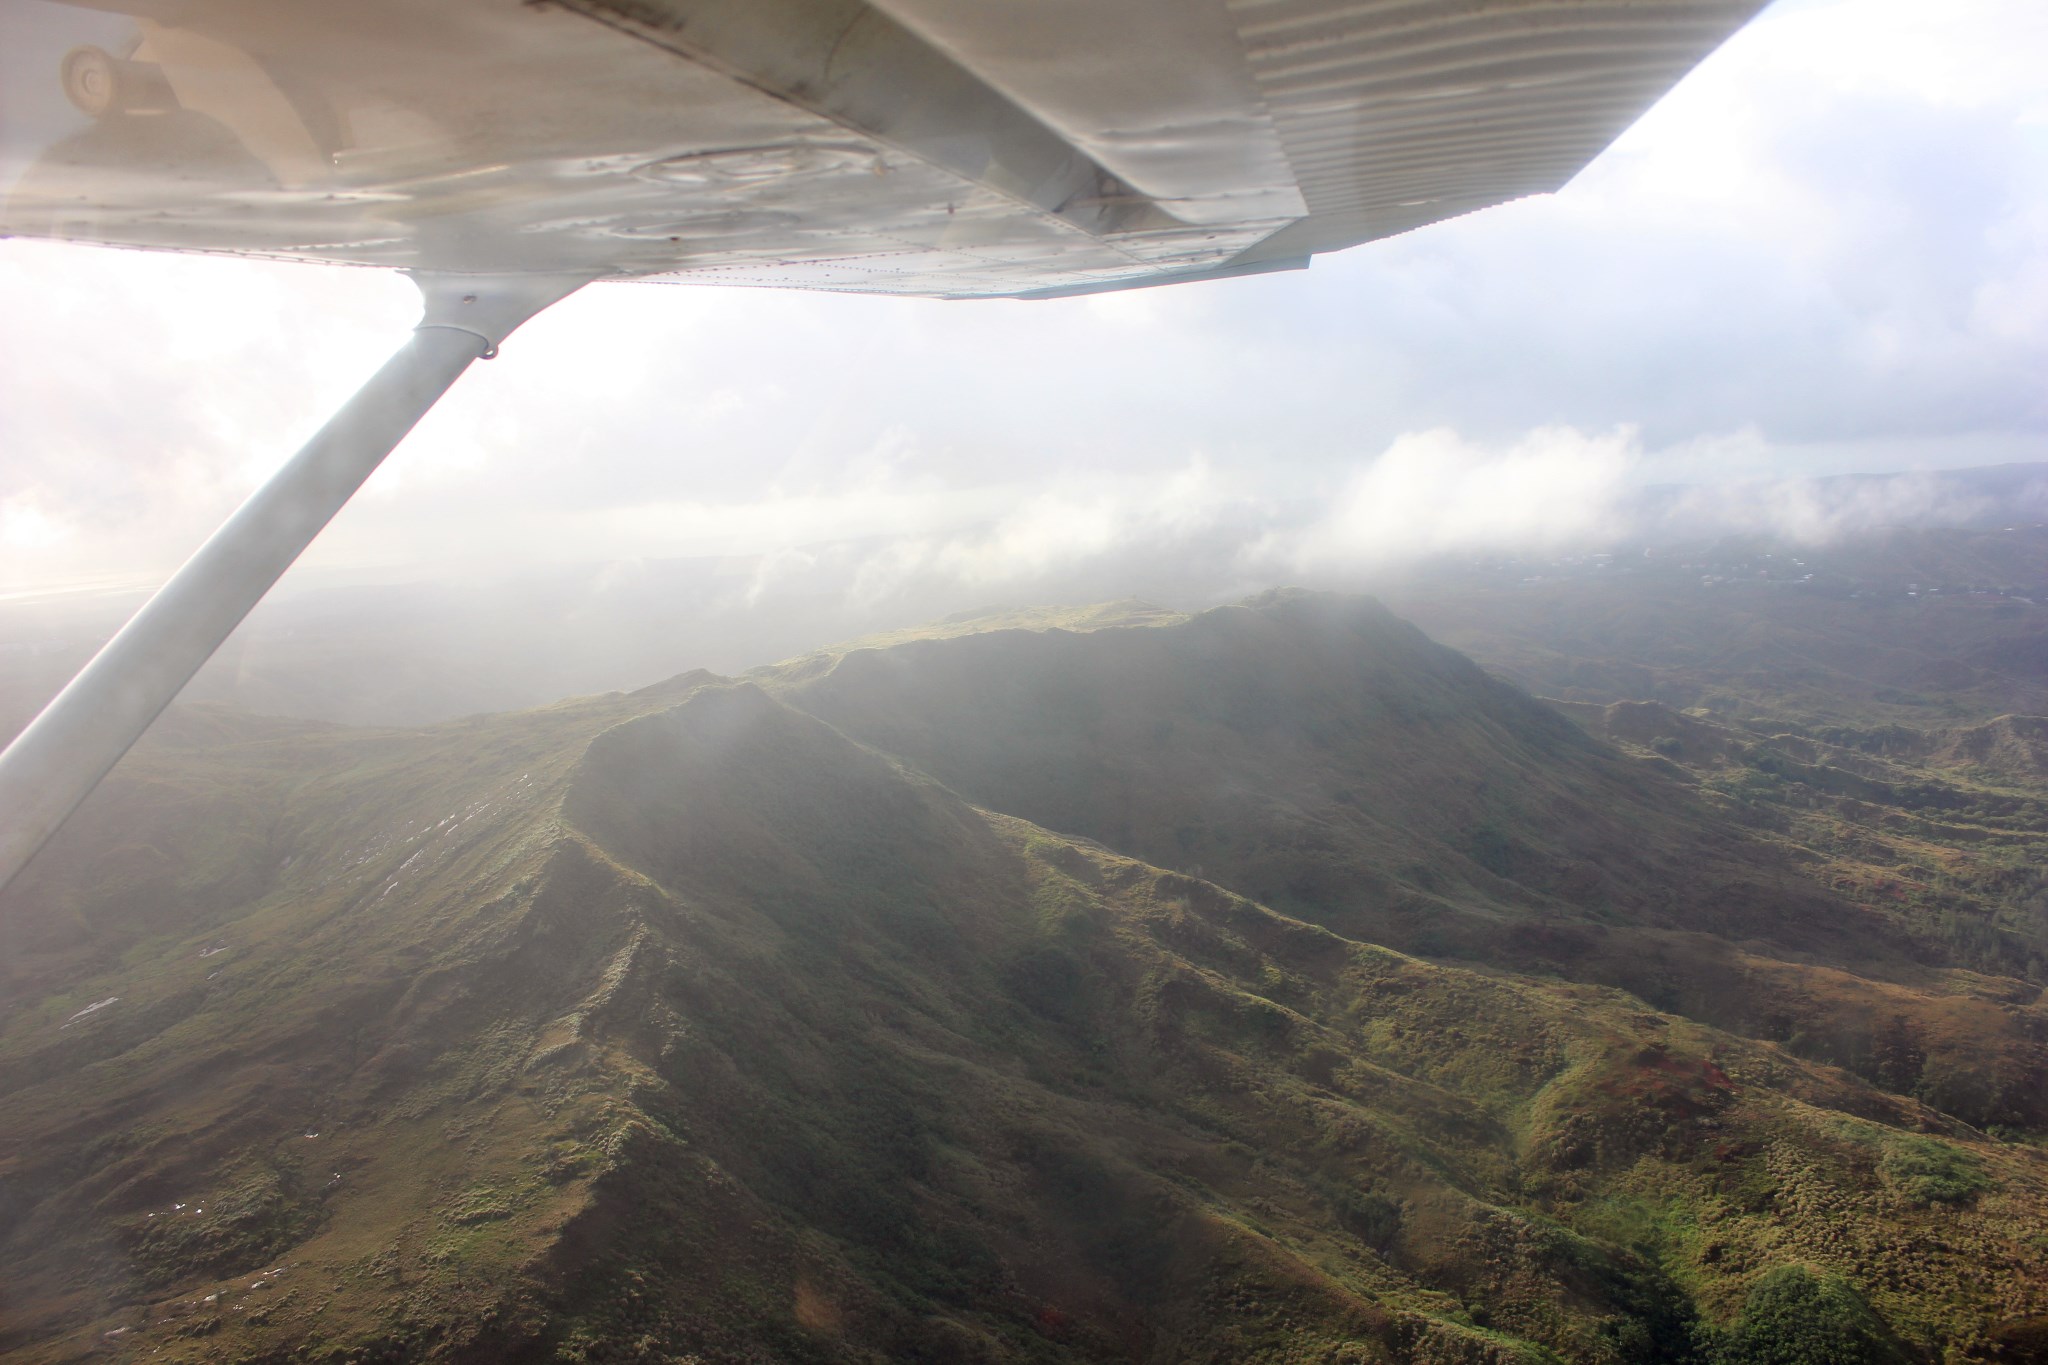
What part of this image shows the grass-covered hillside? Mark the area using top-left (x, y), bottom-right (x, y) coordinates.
top-left (1, 594), bottom-right (2043, 1363)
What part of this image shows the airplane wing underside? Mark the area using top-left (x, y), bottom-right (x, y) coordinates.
top-left (1, 0), bottom-right (1765, 297)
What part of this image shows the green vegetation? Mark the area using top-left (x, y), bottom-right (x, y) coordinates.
top-left (1708, 1267), bottom-right (1907, 1365)
top-left (1878, 1137), bottom-right (1992, 1207)
top-left (4, 588), bottom-right (2047, 1362)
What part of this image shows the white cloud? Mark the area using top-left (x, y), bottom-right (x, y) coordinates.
top-left (0, 496), bottom-right (72, 552)
top-left (1276, 429), bottom-right (1640, 571)
top-left (872, 459), bottom-right (1240, 589)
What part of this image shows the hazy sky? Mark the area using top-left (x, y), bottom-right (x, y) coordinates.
top-left (2, 0), bottom-right (2045, 599)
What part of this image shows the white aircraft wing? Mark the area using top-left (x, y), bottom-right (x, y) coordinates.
top-left (3, 0), bottom-right (1765, 297)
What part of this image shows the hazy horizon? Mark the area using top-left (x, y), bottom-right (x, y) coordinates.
top-left (4, 462), bottom-right (2045, 744)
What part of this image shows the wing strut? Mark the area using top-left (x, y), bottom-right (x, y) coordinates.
top-left (0, 271), bottom-right (591, 897)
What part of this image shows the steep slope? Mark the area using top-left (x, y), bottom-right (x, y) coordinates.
top-left (759, 592), bottom-right (2048, 1132)
top-left (760, 592), bottom-right (1836, 943)
top-left (0, 687), bottom-right (676, 1360)
top-left (2, 612), bottom-right (2045, 1362)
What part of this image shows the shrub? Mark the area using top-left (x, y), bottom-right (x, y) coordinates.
top-left (1878, 1138), bottom-right (1991, 1207)
top-left (1711, 1266), bottom-right (1907, 1365)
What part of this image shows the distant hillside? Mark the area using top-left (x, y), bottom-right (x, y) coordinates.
top-left (1385, 526), bottom-right (2048, 728)
top-left (1, 596), bottom-right (2045, 1363)
top-left (1551, 696), bottom-right (2048, 986)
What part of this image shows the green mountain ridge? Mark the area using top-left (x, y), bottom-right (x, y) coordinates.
top-left (759, 592), bottom-right (2048, 1132)
top-left (1, 593), bottom-right (2044, 1362)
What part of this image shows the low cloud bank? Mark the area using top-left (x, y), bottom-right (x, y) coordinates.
top-left (800, 429), bottom-right (2048, 612)
top-left (11, 430), bottom-right (2041, 731)
top-left (1276, 427), bottom-right (1640, 572)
